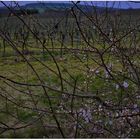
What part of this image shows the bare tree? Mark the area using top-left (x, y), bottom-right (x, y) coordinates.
top-left (0, 1), bottom-right (140, 138)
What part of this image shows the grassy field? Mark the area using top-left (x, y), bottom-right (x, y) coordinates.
top-left (0, 38), bottom-right (139, 137)
top-left (0, 7), bottom-right (140, 138)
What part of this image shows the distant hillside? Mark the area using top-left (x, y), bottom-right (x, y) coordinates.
top-left (16, 2), bottom-right (140, 14)
top-left (0, 2), bottom-right (140, 17)
top-left (23, 2), bottom-right (73, 10)
top-left (21, 2), bottom-right (87, 13)
top-left (21, 2), bottom-right (109, 13)
top-left (0, 2), bottom-right (107, 17)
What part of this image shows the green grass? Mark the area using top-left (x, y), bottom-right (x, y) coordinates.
top-left (0, 33), bottom-right (139, 137)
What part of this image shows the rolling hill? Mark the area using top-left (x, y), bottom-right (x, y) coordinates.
top-left (0, 2), bottom-right (140, 17)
